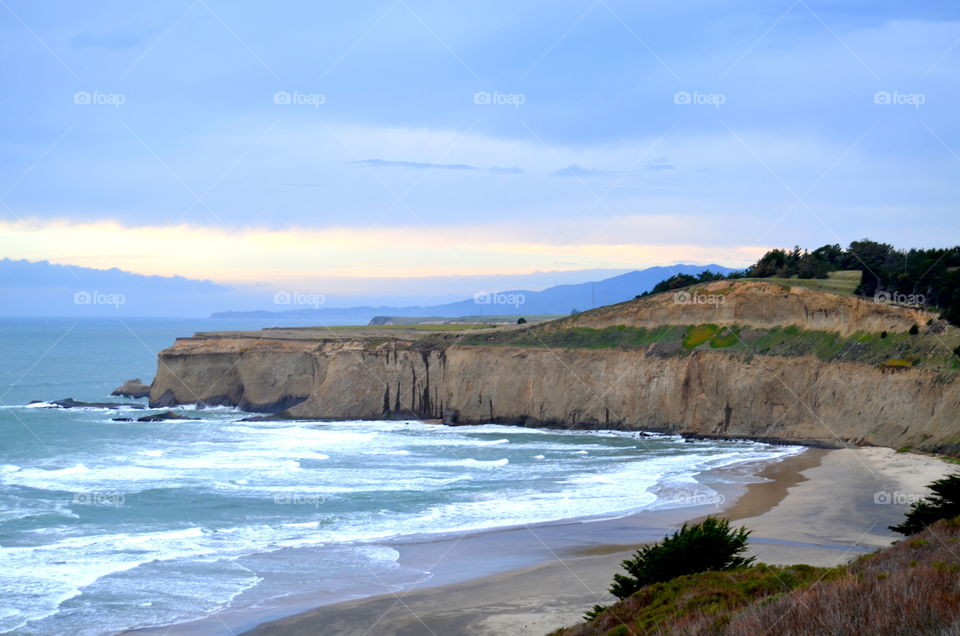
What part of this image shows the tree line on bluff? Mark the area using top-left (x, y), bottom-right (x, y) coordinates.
top-left (641, 239), bottom-right (960, 326)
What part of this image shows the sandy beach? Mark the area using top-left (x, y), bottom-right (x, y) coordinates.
top-left (229, 446), bottom-right (951, 636)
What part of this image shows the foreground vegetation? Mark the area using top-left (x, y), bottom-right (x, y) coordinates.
top-left (892, 473), bottom-right (960, 536)
top-left (555, 519), bottom-right (960, 635)
top-left (555, 474), bottom-right (960, 636)
top-left (586, 518), bottom-right (755, 620)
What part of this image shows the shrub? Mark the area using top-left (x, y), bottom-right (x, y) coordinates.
top-left (883, 358), bottom-right (913, 368)
top-left (683, 324), bottom-right (718, 349)
top-left (516, 317), bottom-right (527, 324)
top-left (891, 473), bottom-right (960, 535)
top-left (609, 517), bottom-right (754, 600)
top-left (881, 331), bottom-right (888, 339)
top-left (559, 520), bottom-right (960, 636)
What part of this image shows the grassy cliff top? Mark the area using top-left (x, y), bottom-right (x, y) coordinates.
top-left (739, 269), bottom-right (861, 295)
top-left (448, 279), bottom-right (958, 370)
top-left (177, 280), bottom-right (958, 370)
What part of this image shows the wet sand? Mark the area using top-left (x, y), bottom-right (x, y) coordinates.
top-left (234, 447), bottom-right (950, 636)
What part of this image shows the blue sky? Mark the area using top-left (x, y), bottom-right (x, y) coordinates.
top-left (1, 0), bottom-right (958, 300)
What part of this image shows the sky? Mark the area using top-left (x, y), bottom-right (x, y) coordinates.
top-left (1, 0), bottom-right (958, 303)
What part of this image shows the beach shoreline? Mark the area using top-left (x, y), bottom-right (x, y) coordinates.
top-left (127, 441), bottom-right (804, 636)
top-left (219, 446), bottom-right (951, 636)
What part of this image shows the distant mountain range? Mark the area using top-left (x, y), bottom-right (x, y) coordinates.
top-left (0, 257), bottom-right (736, 320)
top-left (0, 258), bottom-right (232, 317)
top-left (212, 265), bottom-right (737, 321)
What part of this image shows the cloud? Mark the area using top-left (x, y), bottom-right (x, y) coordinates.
top-left (2, 3), bottom-right (957, 275)
top-left (0, 218), bottom-right (767, 289)
top-left (352, 158), bottom-right (477, 170)
top-left (551, 165), bottom-right (612, 178)
top-left (643, 157), bottom-right (674, 172)
top-left (489, 165), bottom-right (524, 174)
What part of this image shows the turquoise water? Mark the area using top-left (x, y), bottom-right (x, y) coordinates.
top-left (0, 319), bottom-right (802, 635)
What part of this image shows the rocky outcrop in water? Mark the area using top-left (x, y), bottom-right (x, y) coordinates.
top-left (111, 378), bottom-right (151, 399)
top-left (33, 398), bottom-right (146, 410)
top-left (134, 410), bottom-right (198, 422)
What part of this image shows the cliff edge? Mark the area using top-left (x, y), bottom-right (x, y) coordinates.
top-left (149, 281), bottom-right (960, 452)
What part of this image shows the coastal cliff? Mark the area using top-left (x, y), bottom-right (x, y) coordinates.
top-left (150, 281), bottom-right (960, 452)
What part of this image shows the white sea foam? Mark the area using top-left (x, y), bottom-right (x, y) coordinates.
top-left (437, 458), bottom-right (510, 469)
top-left (0, 522), bottom-right (406, 634)
top-left (172, 403), bottom-right (242, 412)
top-left (23, 401), bottom-right (55, 408)
top-left (0, 415), bottom-right (804, 635)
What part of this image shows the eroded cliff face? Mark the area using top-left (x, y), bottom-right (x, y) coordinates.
top-left (149, 283), bottom-right (960, 452)
top-left (558, 280), bottom-right (933, 337)
top-left (151, 337), bottom-right (317, 412)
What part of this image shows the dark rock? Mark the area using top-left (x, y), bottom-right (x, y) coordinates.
top-left (442, 408), bottom-right (460, 425)
top-left (111, 378), bottom-right (151, 399)
top-left (197, 396), bottom-right (236, 409)
top-left (928, 319), bottom-right (948, 335)
top-left (149, 389), bottom-right (178, 408)
top-left (239, 395), bottom-right (307, 413)
top-left (148, 390), bottom-right (303, 413)
top-left (136, 411), bottom-right (199, 422)
top-left (36, 398), bottom-right (146, 410)
top-left (112, 418), bottom-right (134, 422)
top-left (239, 412), bottom-right (297, 422)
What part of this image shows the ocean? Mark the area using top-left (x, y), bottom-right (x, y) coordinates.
top-left (0, 318), bottom-right (803, 635)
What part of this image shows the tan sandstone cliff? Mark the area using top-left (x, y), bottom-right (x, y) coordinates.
top-left (150, 282), bottom-right (960, 452)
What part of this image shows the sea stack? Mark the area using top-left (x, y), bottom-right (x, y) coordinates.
top-left (111, 378), bottom-right (151, 399)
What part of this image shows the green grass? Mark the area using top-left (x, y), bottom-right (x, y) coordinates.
top-left (456, 322), bottom-right (958, 370)
top-left (335, 323), bottom-right (498, 331)
top-left (740, 270), bottom-right (861, 296)
top-left (751, 325), bottom-right (844, 360)
top-left (551, 564), bottom-right (835, 636)
top-left (368, 314), bottom-right (562, 326)
top-left (884, 358), bottom-right (914, 367)
top-left (709, 326), bottom-right (741, 348)
top-left (680, 324), bottom-right (742, 349)
top-left (683, 324), bottom-right (717, 348)
top-left (458, 325), bottom-right (682, 349)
